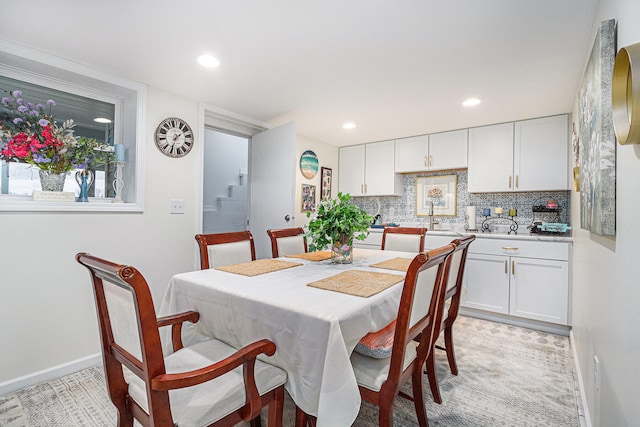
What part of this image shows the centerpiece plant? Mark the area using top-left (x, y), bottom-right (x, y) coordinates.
top-left (305, 192), bottom-right (373, 263)
top-left (0, 89), bottom-right (115, 192)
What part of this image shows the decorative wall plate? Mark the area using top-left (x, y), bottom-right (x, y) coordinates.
top-left (299, 150), bottom-right (319, 179)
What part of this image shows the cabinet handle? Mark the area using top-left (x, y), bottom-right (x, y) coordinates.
top-left (364, 183), bottom-right (367, 194)
top-left (516, 175), bottom-right (519, 188)
top-left (360, 184), bottom-right (364, 194)
top-left (512, 260), bottom-right (515, 276)
top-left (429, 155), bottom-right (433, 167)
top-left (504, 260), bottom-right (508, 274)
top-left (508, 175), bottom-right (512, 189)
top-left (424, 156), bottom-right (427, 167)
top-left (502, 246), bottom-right (519, 252)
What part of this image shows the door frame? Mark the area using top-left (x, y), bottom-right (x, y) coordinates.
top-left (195, 103), bottom-right (272, 268)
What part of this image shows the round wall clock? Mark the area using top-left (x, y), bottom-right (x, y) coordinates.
top-left (299, 150), bottom-right (319, 179)
top-left (154, 117), bottom-right (194, 157)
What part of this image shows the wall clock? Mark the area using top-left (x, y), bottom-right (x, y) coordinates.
top-left (154, 117), bottom-right (194, 157)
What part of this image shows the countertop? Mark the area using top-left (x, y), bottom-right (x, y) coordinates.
top-left (368, 223), bottom-right (573, 243)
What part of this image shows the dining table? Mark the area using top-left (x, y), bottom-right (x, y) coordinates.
top-left (159, 247), bottom-right (416, 427)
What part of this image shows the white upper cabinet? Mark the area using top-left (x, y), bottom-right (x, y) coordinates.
top-left (468, 123), bottom-right (515, 192)
top-left (514, 115), bottom-right (569, 191)
top-left (395, 129), bottom-right (468, 173)
top-left (339, 140), bottom-right (402, 196)
top-left (429, 129), bottom-right (468, 170)
top-left (468, 114), bottom-right (569, 193)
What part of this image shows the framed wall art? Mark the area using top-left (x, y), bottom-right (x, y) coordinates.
top-left (416, 175), bottom-right (457, 217)
top-left (301, 184), bottom-right (316, 212)
top-left (320, 167), bottom-right (332, 200)
top-left (578, 19), bottom-right (616, 236)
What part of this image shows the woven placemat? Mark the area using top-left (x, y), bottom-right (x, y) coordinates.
top-left (370, 257), bottom-right (412, 272)
top-left (307, 270), bottom-right (403, 297)
top-left (286, 251), bottom-right (332, 261)
top-left (215, 259), bottom-right (302, 276)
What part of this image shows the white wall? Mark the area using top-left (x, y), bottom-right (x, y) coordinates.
top-left (571, 0), bottom-right (640, 425)
top-left (0, 87), bottom-right (201, 390)
top-left (294, 134), bottom-right (340, 229)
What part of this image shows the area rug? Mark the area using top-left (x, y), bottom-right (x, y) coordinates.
top-left (0, 316), bottom-right (579, 426)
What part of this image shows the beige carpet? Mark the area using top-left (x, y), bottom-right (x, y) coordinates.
top-left (0, 316), bottom-right (580, 426)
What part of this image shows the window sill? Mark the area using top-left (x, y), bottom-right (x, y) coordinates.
top-left (0, 197), bottom-right (143, 213)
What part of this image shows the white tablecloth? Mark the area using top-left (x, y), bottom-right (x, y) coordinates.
top-left (159, 248), bottom-right (412, 427)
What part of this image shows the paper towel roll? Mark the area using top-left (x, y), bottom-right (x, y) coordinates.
top-left (466, 206), bottom-right (476, 230)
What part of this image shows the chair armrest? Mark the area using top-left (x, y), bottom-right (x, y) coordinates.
top-left (151, 338), bottom-right (277, 422)
top-left (157, 311), bottom-right (200, 352)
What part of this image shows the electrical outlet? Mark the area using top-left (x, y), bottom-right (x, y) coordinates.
top-left (170, 199), bottom-right (185, 214)
top-left (594, 355), bottom-right (600, 390)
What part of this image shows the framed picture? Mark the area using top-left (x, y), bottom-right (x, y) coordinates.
top-left (301, 184), bottom-right (316, 212)
top-left (320, 167), bottom-right (332, 200)
top-left (416, 175), bottom-right (457, 217)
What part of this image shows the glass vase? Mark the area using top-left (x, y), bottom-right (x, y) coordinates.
top-left (39, 169), bottom-right (67, 192)
top-left (331, 234), bottom-right (354, 264)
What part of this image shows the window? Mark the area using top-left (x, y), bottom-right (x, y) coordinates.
top-left (0, 43), bottom-right (145, 212)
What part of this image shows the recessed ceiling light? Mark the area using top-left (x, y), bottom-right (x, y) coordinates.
top-left (343, 122), bottom-right (356, 129)
top-left (462, 98), bottom-right (481, 107)
top-left (93, 117), bottom-right (112, 124)
top-left (197, 54), bottom-right (220, 68)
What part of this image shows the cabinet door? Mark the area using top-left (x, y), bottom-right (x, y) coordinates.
top-left (339, 145), bottom-right (365, 195)
top-left (468, 123), bottom-right (514, 192)
top-left (514, 115), bottom-right (569, 191)
top-left (429, 129), bottom-right (468, 170)
top-left (365, 140), bottom-right (402, 196)
top-left (395, 135), bottom-right (428, 173)
top-left (462, 253), bottom-right (510, 314)
top-left (510, 257), bottom-right (569, 325)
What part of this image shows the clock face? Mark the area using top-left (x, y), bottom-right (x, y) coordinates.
top-left (155, 117), bottom-right (194, 158)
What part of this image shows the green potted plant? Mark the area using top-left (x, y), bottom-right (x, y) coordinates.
top-left (305, 192), bottom-right (373, 263)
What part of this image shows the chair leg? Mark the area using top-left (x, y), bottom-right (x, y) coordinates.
top-left (116, 410), bottom-right (134, 427)
top-left (294, 405), bottom-right (317, 427)
top-left (412, 367), bottom-right (430, 427)
top-left (266, 386), bottom-right (284, 427)
top-left (250, 417), bottom-right (262, 427)
top-left (444, 323), bottom-right (458, 375)
top-left (425, 348), bottom-right (443, 404)
top-left (378, 399), bottom-right (394, 427)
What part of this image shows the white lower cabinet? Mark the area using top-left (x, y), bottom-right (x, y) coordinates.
top-left (461, 238), bottom-right (570, 326)
top-left (353, 230), bottom-right (383, 249)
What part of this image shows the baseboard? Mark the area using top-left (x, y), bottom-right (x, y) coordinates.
top-left (0, 353), bottom-right (102, 396)
top-left (570, 330), bottom-right (592, 427)
top-left (459, 307), bottom-right (571, 336)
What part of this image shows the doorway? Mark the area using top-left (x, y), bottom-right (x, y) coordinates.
top-left (202, 128), bottom-right (249, 234)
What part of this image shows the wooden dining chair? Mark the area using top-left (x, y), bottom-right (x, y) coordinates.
top-left (76, 253), bottom-right (286, 427)
top-left (424, 234), bottom-right (476, 404)
top-left (195, 231), bottom-right (256, 269)
top-left (381, 227), bottom-right (427, 253)
top-left (295, 243), bottom-right (455, 427)
top-left (266, 227), bottom-right (307, 258)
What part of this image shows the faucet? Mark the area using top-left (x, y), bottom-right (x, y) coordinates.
top-left (428, 201), bottom-right (439, 230)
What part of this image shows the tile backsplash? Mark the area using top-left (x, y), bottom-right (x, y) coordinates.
top-left (352, 170), bottom-right (570, 231)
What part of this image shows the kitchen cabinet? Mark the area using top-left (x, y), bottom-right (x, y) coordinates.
top-left (339, 140), bottom-right (402, 196)
top-left (352, 229), bottom-right (383, 249)
top-left (461, 238), bottom-right (570, 325)
top-left (467, 114), bottom-right (569, 192)
top-left (395, 129), bottom-right (467, 173)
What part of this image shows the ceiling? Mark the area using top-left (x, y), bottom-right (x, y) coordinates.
top-left (0, 1), bottom-right (599, 147)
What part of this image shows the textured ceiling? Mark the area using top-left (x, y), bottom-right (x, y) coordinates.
top-left (0, 0), bottom-right (598, 146)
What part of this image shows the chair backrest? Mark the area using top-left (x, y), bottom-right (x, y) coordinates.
top-left (266, 227), bottom-right (307, 258)
top-left (443, 234), bottom-right (476, 316)
top-left (381, 227), bottom-right (427, 252)
top-left (75, 253), bottom-right (173, 421)
top-left (195, 232), bottom-right (256, 269)
top-left (387, 243), bottom-right (455, 381)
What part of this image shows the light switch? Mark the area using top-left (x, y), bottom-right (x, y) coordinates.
top-left (170, 199), bottom-right (185, 214)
